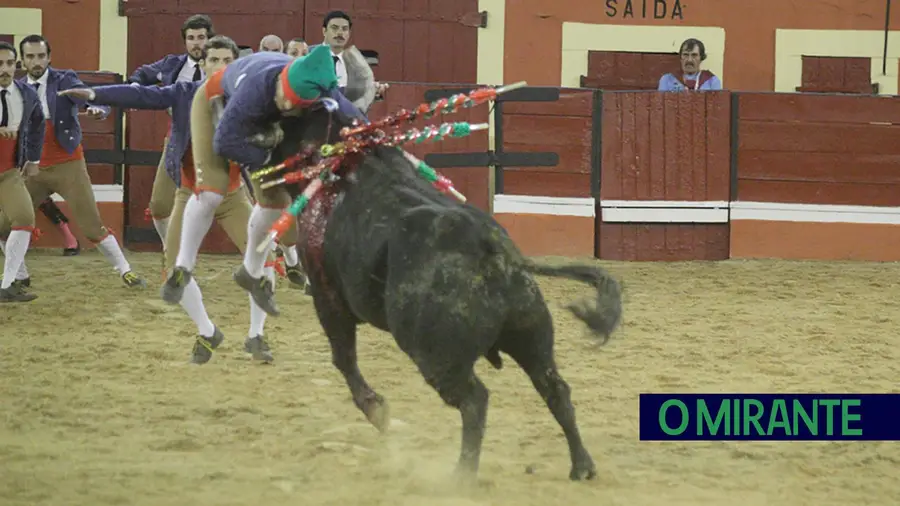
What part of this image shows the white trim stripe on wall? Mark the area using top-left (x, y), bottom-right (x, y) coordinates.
top-left (493, 195), bottom-right (595, 217)
top-left (731, 201), bottom-right (900, 225)
top-left (602, 200), bottom-right (729, 223)
top-left (491, 195), bottom-right (900, 225)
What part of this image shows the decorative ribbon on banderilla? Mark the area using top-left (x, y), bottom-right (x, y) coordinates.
top-left (253, 80), bottom-right (528, 253)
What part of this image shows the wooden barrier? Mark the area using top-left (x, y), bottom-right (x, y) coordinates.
top-left (124, 105), bottom-right (238, 253)
top-left (493, 89), bottom-right (597, 257)
top-left (597, 91), bottom-right (731, 261)
top-left (367, 82), bottom-right (491, 213)
top-left (730, 92), bottom-right (900, 261)
top-left (501, 89), bottom-right (594, 197)
top-left (79, 71), bottom-right (120, 186)
top-left (495, 88), bottom-right (900, 262)
top-left (25, 72), bottom-right (900, 262)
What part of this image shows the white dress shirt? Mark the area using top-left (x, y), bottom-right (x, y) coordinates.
top-left (332, 50), bottom-right (347, 88)
top-left (0, 82), bottom-right (23, 131)
top-left (176, 56), bottom-right (204, 83)
top-left (0, 83), bottom-right (39, 165)
top-left (25, 70), bottom-right (50, 119)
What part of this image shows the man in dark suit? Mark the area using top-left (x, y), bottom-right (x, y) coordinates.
top-left (316, 10), bottom-right (386, 114)
top-left (0, 34), bottom-right (146, 288)
top-left (62, 35), bottom-right (296, 364)
top-left (127, 14), bottom-right (214, 246)
top-left (0, 41), bottom-right (44, 302)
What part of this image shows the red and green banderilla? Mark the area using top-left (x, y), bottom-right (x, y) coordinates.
top-left (257, 121), bottom-right (487, 191)
top-left (256, 174), bottom-right (327, 254)
top-left (339, 80), bottom-right (527, 139)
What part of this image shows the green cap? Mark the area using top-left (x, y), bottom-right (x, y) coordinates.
top-left (281, 44), bottom-right (339, 104)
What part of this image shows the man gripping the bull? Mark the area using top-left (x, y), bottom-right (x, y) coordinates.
top-left (172, 44), bottom-right (365, 317)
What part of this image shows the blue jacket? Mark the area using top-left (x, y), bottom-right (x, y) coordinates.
top-left (214, 51), bottom-right (366, 171)
top-left (11, 81), bottom-right (45, 167)
top-left (91, 81), bottom-right (199, 185)
top-left (128, 53), bottom-right (191, 86)
top-left (18, 68), bottom-right (111, 155)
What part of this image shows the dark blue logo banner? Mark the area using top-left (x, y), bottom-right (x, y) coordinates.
top-left (639, 394), bottom-right (900, 441)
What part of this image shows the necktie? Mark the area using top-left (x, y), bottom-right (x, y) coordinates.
top-left (192, 64), bottom-right (201, 81)
top-left (0, 90), bottom-right (8, 128)
top-left (32, 83), bottom-right (39, 92)
top-left (333, 55), bottom-right (339, 71)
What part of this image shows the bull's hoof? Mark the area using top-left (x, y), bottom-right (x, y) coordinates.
top-left (363, 395), bottom-right (390, 433)
top-left (452, 463), bottom-right (479, 487)
top-left (569, 464), bottom-right (597, 481)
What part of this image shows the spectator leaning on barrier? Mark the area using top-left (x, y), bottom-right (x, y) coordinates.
top-left (658, 38), bottom-right (722, 92)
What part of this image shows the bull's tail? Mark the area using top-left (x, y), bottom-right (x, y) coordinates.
top-left (523, 260), bottom-right (623, 344)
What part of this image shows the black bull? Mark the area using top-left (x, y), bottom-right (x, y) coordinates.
top-left (265, 109), bottom-right (624, 481)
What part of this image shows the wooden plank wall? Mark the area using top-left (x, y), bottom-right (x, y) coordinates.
top-left (597, 91), bottom-right (731, 261)
top-left (599, 91), bottom-right (730, 201)
top-left (78, 71), bottom-right (121, 186)
top-left (582, 51), bottom-right (679, 90)
top-left (54, 77), bottom-right (900, 262)
top-left (500, 88), bottom-right (594, 197)
top-left (735, 93), bottom-right (900, 206)
top-left (367, 82), bottom-right (491, 212)
top-left (798, 56), bottom-right (872, 94)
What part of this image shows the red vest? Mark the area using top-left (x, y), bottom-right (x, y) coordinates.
top-left (677, 70), bottom-right (715, 91)
top-left (0, 136), bottom-right (16, 174)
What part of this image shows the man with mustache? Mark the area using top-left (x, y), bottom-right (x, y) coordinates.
top-left (658, 38), bottom-right (722, 92)
top-left (0, 41), bottom-right (44, 302)
top-left (128, 14), bottom-right (214, 248)
top-left (318, 10), bottom-right (387, 114)
top-left (159, 44), bottom-right (365, 317)
top-left (0, 34), bottom-right (146, 289)
top-left (62, 35), bottom-right (285, 363)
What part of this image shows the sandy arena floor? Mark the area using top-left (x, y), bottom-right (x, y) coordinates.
top-left (0, 250), bottom-right (897, 506)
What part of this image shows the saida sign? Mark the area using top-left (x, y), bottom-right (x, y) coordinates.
top-left (605, 0), bottom-right (685, 19)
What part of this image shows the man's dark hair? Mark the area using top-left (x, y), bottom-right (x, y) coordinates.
top-left (679, 38), bottom-right (706, 61)
top-left (323, 10), bottom-right (352, 28)
top-left (181, 14), bottom-right (215, 40)
top-left (202, 35), bottom-right (239, 59)
top-left (290, 37), bottom-right (306, 44)
top-left (19, 34), bottom-right (50, 57)
top-left (0, 41), bottom-right (17, 59)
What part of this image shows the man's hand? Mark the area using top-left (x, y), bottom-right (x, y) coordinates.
top-left (374, 81), bottom-right (389, 99)
top-left (21, 161), bottom-right (39, 177)
top-left (58, 87), bottom-right (95, 101)
top-left (85, 106), bottom-right (105, 119)
top-left (0, 127), bottom-right (17, 140)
